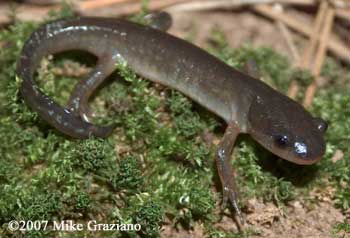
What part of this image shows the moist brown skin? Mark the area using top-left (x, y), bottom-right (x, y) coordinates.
top-left (16, 15), bottom-right (327, 222)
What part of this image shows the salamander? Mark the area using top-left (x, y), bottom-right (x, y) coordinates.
top-left (16, 12), bottom-right (327, 222)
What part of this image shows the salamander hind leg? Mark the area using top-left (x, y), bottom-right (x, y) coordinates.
top-left (66, 55), bottom-right (117, 123)
top-left (19, 79), bottom-right (115, 139)
top-left (215, 121), bottom-right (244, 224)
top-left (144, 11), bottom-right (172, 31)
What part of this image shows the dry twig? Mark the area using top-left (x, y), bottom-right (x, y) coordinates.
top-left (77, 0), bottom-right (189, 16)
top-left (277, 21), bottom-right (300, 62)
top-left (288, 1), bottom-right (327, 98)
top-left (0, 3), bottom-right (59, 24)
top-left (287, 81), bottom-right (299, 99)
top-left (164, 1), bottom-right (349, 64)
top-left (299, 1), bottom-right (328, 69)
top-left (253, 5), bottom-right (350, 64)
top-left (78, 0), bottom-right (136, 11)
top-left (165, 0), bottom-right (315, 12)
top-left (335, 8), bottom-right (350, 20)
top-left (303, 5), bottom-right (335, 107)
top-left (273, 4), bottom-right (300, 62)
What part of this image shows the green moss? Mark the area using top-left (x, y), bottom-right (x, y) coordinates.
top-left (178, 186), bottom-right (215, 221)
top-left (311, 88), bottom-right (350, 210)
top-left (110, 155), bottom-right (143, 191)
top-left (133, 201), bottom-right (163, 238)
top-left (75, 191), bottom-right (91, 211)
top-left (332, 222), bottom-right (350, 238)
top-left (45, 1), bottom-right (74, 20)
top-left (72, 138), bottom-right (114, 171)
top-left (17, 192), bottom-right (62, 220)
top-left (234, 141), bottom-right (295, 204)
top-left (167, 91), bottom-right (217, 137)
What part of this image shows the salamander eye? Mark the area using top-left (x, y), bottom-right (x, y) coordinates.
top-left (275, 135), bottom-right (289, 146)
top-left (314, 117), bottom-right (328, 133)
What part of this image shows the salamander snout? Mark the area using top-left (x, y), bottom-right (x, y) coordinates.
top-left (291, 118), bottom-right (328, 163)
top-left (291, 134), bottom-right (326, 164)
top-left (271, 132), bottom-right (326, 165)
top-left (248, 96), bottom-right (328, 165)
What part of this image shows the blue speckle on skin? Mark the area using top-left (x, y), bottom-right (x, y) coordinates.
top-left (56, 115), bottom-right (62, 124)
top-left (87, 77), bottom-right (96, 86)
top-left (217, 149), bottom-right (225, 160)
top-left (73, 98), bottom-right (80, 109)
top-left (76, 128), bottom-right (85, 134)
top-left (294, 142), bottom-right (307, 157)
top-left (32, 85), bottom-right (39, 95)
top-left (87, 71), bottom-right (102, 86)
top-left (48, 110), bottom-right (54, 116)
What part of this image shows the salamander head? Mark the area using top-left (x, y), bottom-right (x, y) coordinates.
top-left (247, 95), bottom-right (327, 165)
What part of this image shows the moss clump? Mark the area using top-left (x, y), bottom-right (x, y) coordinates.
top-left (74, 192), bottom-right (91, 212)
top-left (133, 201), bottom-right (163, 238)
top-left (332, 222), bottom-right (350, 238)
top-left (72, 138), bottom-right (114, 171)
top-left (110, 155), bottom-right (143, 191)
top-left (234, 141), bottom-right (295, 204)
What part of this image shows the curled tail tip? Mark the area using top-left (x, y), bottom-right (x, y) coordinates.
top-left (90, 123), bottom-right (116, 138)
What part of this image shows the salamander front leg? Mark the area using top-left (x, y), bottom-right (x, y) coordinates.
top-left (215, 121), bottom-right (243, 223)
top-left (243, 59), bottom-right (260, 79)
